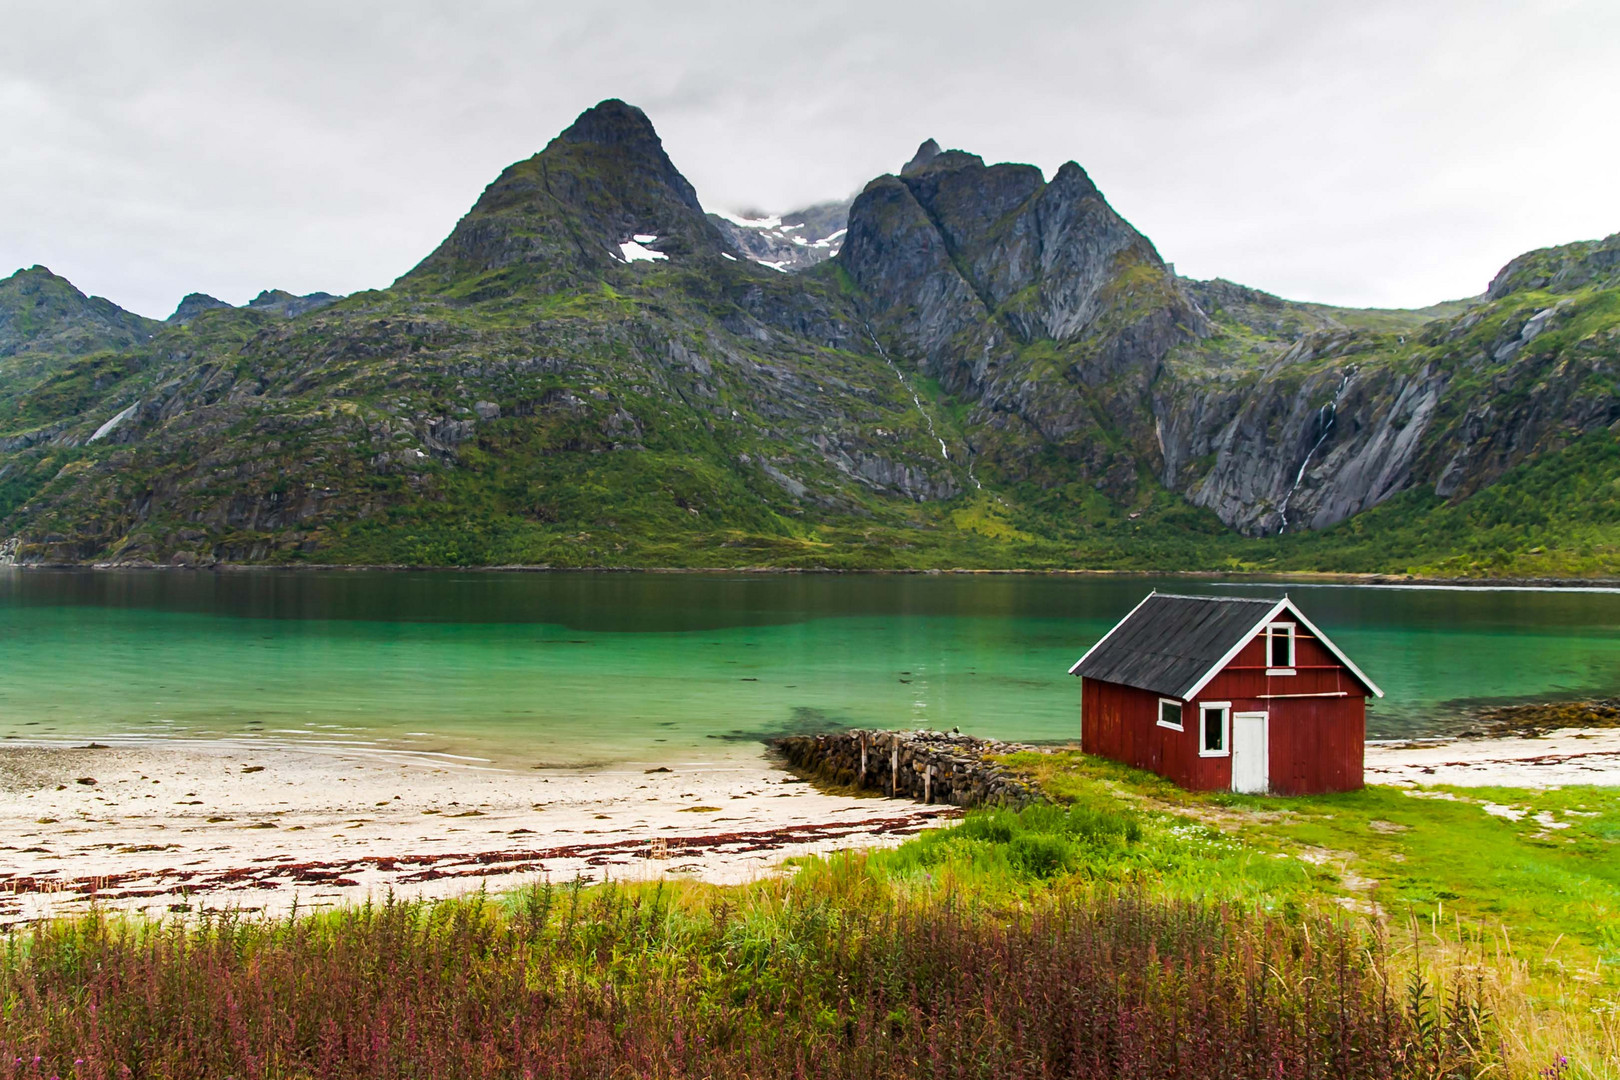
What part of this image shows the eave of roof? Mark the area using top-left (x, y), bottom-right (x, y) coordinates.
top-left (1069, 591), bottom-right (1383, 700)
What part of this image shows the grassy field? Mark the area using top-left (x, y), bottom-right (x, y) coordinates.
top-left (1, 753), bottom-right (1614, 1078)
top-left (1002, 750), bottom-right (1620, 1075)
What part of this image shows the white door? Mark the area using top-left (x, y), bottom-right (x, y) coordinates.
top-left (1231, 711), bottom-right (1269, 794)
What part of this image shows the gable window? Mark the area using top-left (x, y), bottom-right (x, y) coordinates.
top-left (1200, 703), bottom-right (1230, 757)
top-left (1157, 698), bottom-right (1184, 731)
top-left (1267, 622), bottom-right (1296, 674)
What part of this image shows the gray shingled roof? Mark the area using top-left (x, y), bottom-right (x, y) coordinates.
top-left (1069, 593), bottom-right (1284, 699)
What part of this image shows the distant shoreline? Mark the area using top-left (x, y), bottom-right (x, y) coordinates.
top-left (6, 562), bottom-right (1619, 590)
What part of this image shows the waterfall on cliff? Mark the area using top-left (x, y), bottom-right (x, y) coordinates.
top-left (1277, 368), bottom-right (1355, 534)
top-left (863, 324), bottom-right (983, 489)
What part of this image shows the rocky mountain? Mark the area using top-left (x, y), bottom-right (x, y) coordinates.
top-left (841, 137), bottom-right (1209, 502)
top-left (708, 200), bottom-right (850, 272)
top-left (0, 266), bottom-right (160, 359)
top-left (1163, 242), bottom-right (1620, 536)
top-left (167, 289), bottom-right (343, 325)
top-left (245, 289), bottom-right (343, 318)
top-left (167, 293), bottom-right (233, 324)
top-left (1, 99), bottom-right (1616, 576)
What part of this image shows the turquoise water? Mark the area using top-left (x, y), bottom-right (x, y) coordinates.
top-left (2, 570), bottom-right (1619, 766)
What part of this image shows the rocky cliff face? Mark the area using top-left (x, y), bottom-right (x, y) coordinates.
top-left (838, 140), bottom-right (1208, 498)
top-left (1161, 277), bottom-right (1620, 535)
top-left (1, 100), bottom-right (1617, 567)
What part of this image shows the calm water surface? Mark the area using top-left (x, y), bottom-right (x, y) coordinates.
top-left (2, 569), bottom-right (1618, 766)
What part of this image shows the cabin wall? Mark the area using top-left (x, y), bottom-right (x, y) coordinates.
top-left (1081, 679), bottom-right (1210, 790)
top-left (1083, 625), bottom-right (1367, 795)
top-left (1197, 632), bottom-right (1366, 794)
top-left (1198, 634), bottom-right (1360, 700)
top-left (1268, 697), bottom-right (1365, 795)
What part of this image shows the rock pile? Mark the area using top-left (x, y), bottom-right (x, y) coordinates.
top-left (1468, 698), bottom-right (1620, 738)
top-left (772, 729), bottom-right (1041, 808)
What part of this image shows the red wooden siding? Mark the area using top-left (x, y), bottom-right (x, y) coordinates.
top-left (1265, 696), bottom-right (1364, 795)
top-left (1081, 623), bottom-right (1366, 795)
top-left (1198, 632), bottom-right (1362, 701)
top-left (1083, 679), bottom-right (1194, 788)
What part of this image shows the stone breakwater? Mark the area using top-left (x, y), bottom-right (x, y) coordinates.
top-left (772, 730), bottom-right (1041, 808)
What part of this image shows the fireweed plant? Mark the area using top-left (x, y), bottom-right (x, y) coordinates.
top-left (0, 799), bottom-right (1506, 1080)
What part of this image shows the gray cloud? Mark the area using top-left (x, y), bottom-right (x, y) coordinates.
top-left (2, 0), bottom-right (1615, 317)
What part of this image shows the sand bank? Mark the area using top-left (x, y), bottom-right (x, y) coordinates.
top-left (7, 727), bottom-right (1618, 926)
top-left (1366, 728), bottom-right (1620, 787)
top-left (0, 740), bottom-right (953, 926)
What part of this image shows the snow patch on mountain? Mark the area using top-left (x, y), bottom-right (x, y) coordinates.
top-left (706, 199), bottom-right (852, 272)
top-left (619, 239), bottom-right (668, 263)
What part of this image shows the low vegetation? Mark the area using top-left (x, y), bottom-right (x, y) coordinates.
top-left (2, 842), bottom-right (1490, 1079)
top-left (1003, 750), bottom-right (1620, 1076)
top-left (10, 749), bottom-right (1619, 1078)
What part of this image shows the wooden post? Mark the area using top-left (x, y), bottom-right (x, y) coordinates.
top-left (891, 743), bottom-right (899, 797)
top-left (924, 764), bottom-right (933, 805)
top-left (859, 734), bottom-right (868, 780)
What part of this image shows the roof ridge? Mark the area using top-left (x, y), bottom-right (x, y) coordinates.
top-left (1148, 592), bottom-right (1281, 602)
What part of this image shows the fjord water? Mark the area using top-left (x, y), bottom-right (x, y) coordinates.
top-left (2, 570), bottom-right (1618, 767)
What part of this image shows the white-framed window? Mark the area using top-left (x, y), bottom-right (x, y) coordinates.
top-left (1157, 698), bottom-right (1184, 731)
top-left (1199, 702), bottom-right (1231, 757)
top-left (1266, 622), bottom-right (1296, 674)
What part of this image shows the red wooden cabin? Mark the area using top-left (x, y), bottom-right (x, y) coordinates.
top-left (1069, 593), bottom-right (1382, 795)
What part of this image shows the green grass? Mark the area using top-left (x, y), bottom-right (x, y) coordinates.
top-left (989, 748), bottom-right (1620, 1075)
top-left (1002, 749), bottom-right (1620, 977)
top-left (7, 748), bottom-right (1615, 1075)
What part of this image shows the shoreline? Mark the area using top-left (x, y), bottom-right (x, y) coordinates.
top-left (5, 725), bottom-right (1619, 926)
top-left (0, 739), bottom-right (954, 927)
top-left (5, 562), bottom-right (1618, 590)
top-left (1364, 728), bottom-right (1620, 787)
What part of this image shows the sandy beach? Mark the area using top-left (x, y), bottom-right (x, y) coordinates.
top-left (5, 728), bottom-right (1619, 926)
top-left (0, 740), bottom-right (955, 926)
top-left (1365, 728), bottom-right (1620, 787)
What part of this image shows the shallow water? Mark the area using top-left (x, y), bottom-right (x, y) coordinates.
top-left (1, 569), bottom-right (1618, 766)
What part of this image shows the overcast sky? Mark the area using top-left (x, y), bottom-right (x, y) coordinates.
top-left (3, 0), bottom-right (1616, 318)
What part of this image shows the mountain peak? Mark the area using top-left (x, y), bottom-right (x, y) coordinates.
top-left (902, 139), bottom-right (942, 176)
top-left (9, 264), bottom-right (64, 284)
top-left (401, 97), bottom-right (725, 287)
top-left (247, 289), bottom-right (341, 317)
top-left (548, 99), bottom-right (701, 213)
top-left (167, 292), bottom-right (231, 324)
top-left (1049, 160), bottom-right (1101, 201)
top-left (560, 99), bottom-right (661, 148)
top-left (1487, 231), bottom-right (1620, 299)
top-left (1, 265), bottom-right (158, 358)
